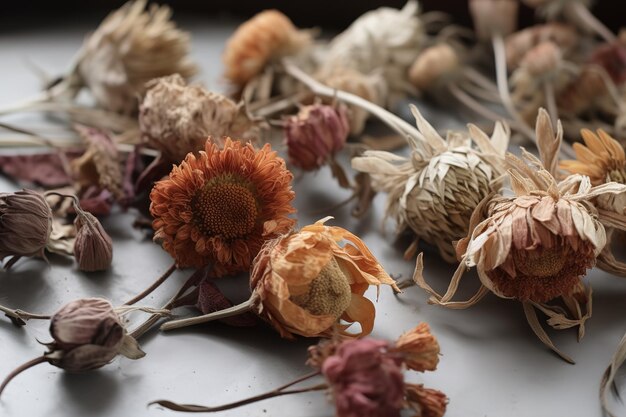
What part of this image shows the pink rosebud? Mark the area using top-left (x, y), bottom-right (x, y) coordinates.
top-left (322, 338), bottom-right (405, 417)
top-left (285, 104), bottom-right (349, 171)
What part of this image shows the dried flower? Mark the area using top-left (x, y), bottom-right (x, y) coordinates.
top-left (518, 41), bottom-right (562, 78)
top-left (75, 0), bottom-right (197, 114)
top-left (414, 109), bottom-right (626, 362)
top-left (139, 74), bottom-right (256, 163)
top-left (319, 1), bottom-right (422, 99)
top-left (71, 125), bottom-right (123, 199)
top-left (408, 44), bottom-right (460, 93)
top-left (392, 323), bottom-right (440, 372)
top-left (248, 218), bottom-right (399, 338)
top-left (323, 338), bottom-right (405, 417)
top-left (316, 67), bottom-right (388, 135)
top-left (0, 189), bottom-right (52, 268)
top-left (150, 138), bottom-right (295, 276)
top-left (352, 105), bottom-right (509, 262)
top-left (469, 0), bottom-right (519, 40)
top-left (589, 41), bottom-right (626, 85)
top-left (284, 104), bottom-right (350, 170)
top-left (223, 10), bottom-right (311, 86)
top-left (73, 210), bottom-right (113, 272)
top-left (505, 23), bottom-right (578, 70)
top-left (405, 384), bottom-right (448, 417)
top-left (0, 298), bottom-right (145, 396)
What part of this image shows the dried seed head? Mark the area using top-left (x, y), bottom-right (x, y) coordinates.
top-left (76, 0), bottom-right (197, 114)
top-left (249, 218), bottom-right (398, 339)
top-left (73, 210), bottom-right (113, 272)
top-left (519, 41), bottom-right (562, 77)
top-left (408, 44), bottom-right (460, 92)
top-left (284, 104), bottom-right (350, 171)
top-left (392, 323), bottom-right (440, 372)
top-left (505, 23), bottom-right (578, 70)
top-left (405, 384), bottom-right (448, 417)
top-left (0, 190), bottom-right (52, 266)
top-left (47, 298), bottom-right (144, 372)
top-left (469, 0), bottom-right (519, 40)
top-left (140, 75), bottom-right (256, 162)
top-left (353, 106), bottom-right (509, 262)
top-left (223, 10), bottom-right (311, 86)
top-left (316, 68), bottom-right (388, 135)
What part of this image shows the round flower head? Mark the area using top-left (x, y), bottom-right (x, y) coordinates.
top-left (139, 74), bottom-right (256, 163)
top-left (76, 0), bottom-right (197, 114)
top-left (469, 0), bottom-right (519, 41)
top-left (0, 189), bottom-right (52, 268)
top-left (284, 104), bottom-right (350, 171)
top-left (150, 138), bottom-right (296, 276)
top-left (504, 23), bottom-right (578, 71)
top-left (408, 44), bottom-right (460, 93)
top-left (249, 218), bottom-right (400, 339)
top-left (223, 10), bottom-right (311, 86)
top-left (352, 105), bottom-right (509, 262)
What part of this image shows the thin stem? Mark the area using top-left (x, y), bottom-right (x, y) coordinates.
top-left (283, 60), bottom-right (423, 141)
top-left (151, 383), bottom-right (327, 413)
top-left (0, 356), bottom-right (47, 397)
top-left (543, 82), bottom-right (559, 128)
top-left (160, 299), bottom-right (254, 331)
top-left (491, 34), bottom-right (537, 141)
top-left (123, 262), bottom-right (177, 306)
top-left (567, 1), bottom-right (616, 43)
top-left (0, 304), bottom-right (51, 325)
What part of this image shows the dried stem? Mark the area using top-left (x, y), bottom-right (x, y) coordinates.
top-left (600, 331), bottom-right (626, 417)
top-left (0, 356), bottom-right (47, 397)
top-left (123, 262), bottom-right (177, 306)
top-left (160, 298), bottom-right (254, 331)
top-left (0, 304), bottom-right (51, 325)
top-left (566, 1), bottom-right (616, 43)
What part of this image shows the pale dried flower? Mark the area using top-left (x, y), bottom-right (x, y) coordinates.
top-left (71, 125), bottom-right (123, 198)
top-left (139, 74), bottom-right (256, 162)
top-left (469, 0), bottom-right (519, 40)
top-left (0, 189), bottom-right (52, 268)
top-left (73, 210), bottom-right (113, 272)
top-left (519, 41), bottom-right (562, 78)
top-left (352, 105), bottom-right (509, 262)
top-left (316, 67), bottom-right (388, 134)
top-left (319, 1), bottom-right (422, 100)
top-left (223, 10), bottom-right (311, 86)
top-left (75, 0), bottom-right (197, 114)
top-left (505, 23), bottom-right (578, 70)
top-left (408, 44), bottom-right (460, 93)
top-left (284, 104), bottom-right (350, 170)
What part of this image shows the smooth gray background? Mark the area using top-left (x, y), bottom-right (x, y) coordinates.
top-left (1, 12), bottom-right (626, 417)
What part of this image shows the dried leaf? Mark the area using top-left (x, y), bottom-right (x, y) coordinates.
top-left (0, 153), bottom-right (72, 187)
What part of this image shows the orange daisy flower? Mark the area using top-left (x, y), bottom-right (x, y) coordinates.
top-left (150, 138), bottom-right (296, 276)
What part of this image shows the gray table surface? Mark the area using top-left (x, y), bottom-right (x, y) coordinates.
top-left (1, 13), bottom-right (626, 417)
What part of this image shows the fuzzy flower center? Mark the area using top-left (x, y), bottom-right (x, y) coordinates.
top-left (514, 247), bottom-right (566, 278)
top-left (291, 257), bottom-right (352, 318)
top-left (608, 168), bottom-right (626, 184)
top-left (192, 176), bottom-right (258, 240)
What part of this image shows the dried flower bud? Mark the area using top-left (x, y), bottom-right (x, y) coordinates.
top-left (284, 104), bottom-right (350, 171)
top-left (519, 41), bottom-right (562, 77)
top-left (392, 323), bottom-right (440, 372)
top-left (317, 68), bottom-right (388, 135)
top-left (75, 0), bottom-right (197, 114)
top-left (140, 74), bottom-right (256, 162)
top-left (249, 218), bottom-right (399, 339)
top-left (0, 189), bottom-right (52, 267)
top-left (223, 10), bottom-right (311, 86)
top-left (405, 384), bottom-right (448, 417)
top-left (505, 23), bottom-right (578, 70)
top-left (47, 298), bottom-right (144, 372)
top-left (322, 338), bottom-right (405, 417)
top-left (73, 210), bottom-right (113, 272)
top-left (408, 44), bottom-right (460, 92)
top-left (469, 0), bottom-right (519, 40)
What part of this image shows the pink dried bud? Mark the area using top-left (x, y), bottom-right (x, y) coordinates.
top-left (405, 384), bottom-right (448, 417)
top-left (469, 0), bottom-right (519, 40)
top-left (73, 210), bottom-right (113, 272)
top-left (322, 338), bottom-right (405, 417)
top-left (284, 104), bottom-right (350, 171)
top-left (519, 41), bottom-right (562, 77)
top-left (0, 189), bottom-right (52, 267)
top-left (408, 44), bottom-right (460, 92)
top-left (47, 298), bottom-right (144, 372)
top-left (392, 323), bottom-right (440, 372)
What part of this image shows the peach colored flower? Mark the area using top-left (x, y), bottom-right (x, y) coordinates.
top-left (392, 323), bottom-right (440, 372)
top-left (150, 138), bottom-right (295, 276)
top-left (249, 218), bottom-right (399, 339)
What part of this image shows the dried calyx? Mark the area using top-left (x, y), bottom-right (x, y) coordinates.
top-left (152, 324), bottom-right (447, 417)
top-left (0, 298), bottom-right (154, 397)
top-left (159, 218), bottom-right (399, 339)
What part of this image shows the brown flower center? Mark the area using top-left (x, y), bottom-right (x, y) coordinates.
top-left (290, 257), bottom-right (352, 318)
top-left (192, 176), bottom-right (258, 240)
top-left (487, 240), bottom-right (596, 303)
top-left (608, 168), bottom-right (626, 184)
